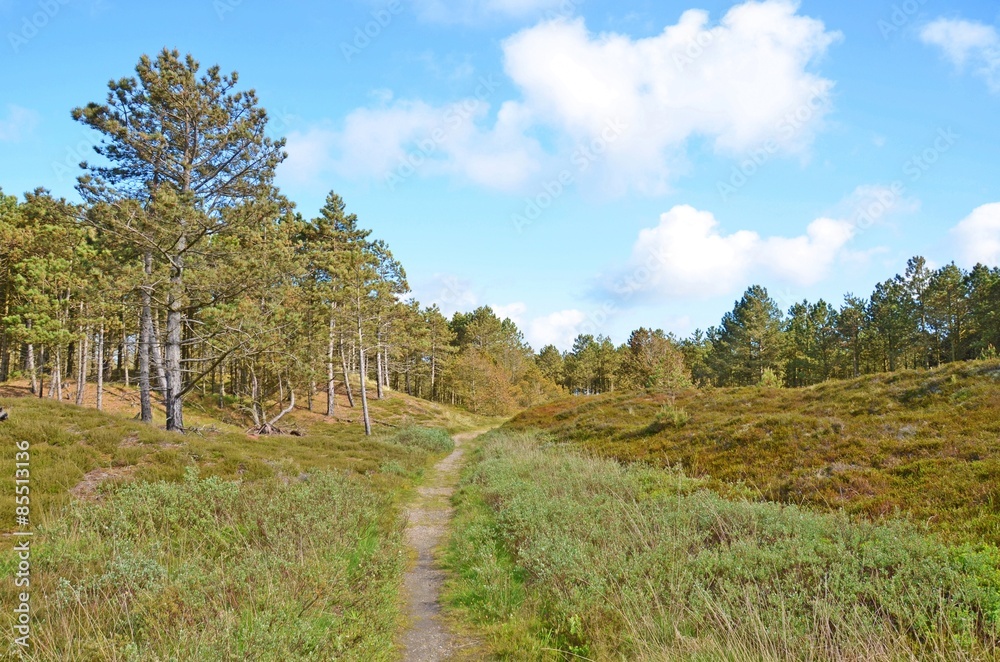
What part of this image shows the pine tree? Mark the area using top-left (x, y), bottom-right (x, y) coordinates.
top-left (74, 49), bottom-right (286, 431)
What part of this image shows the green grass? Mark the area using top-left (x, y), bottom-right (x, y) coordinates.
top-left (0, 385), bottom-right (487, 659)
top-left (383, 426), bottom-right (456, 454)
top-left (507, 359), bottom-right (1000, 544)
top-left (446, 430), bottom-right (1000, 661)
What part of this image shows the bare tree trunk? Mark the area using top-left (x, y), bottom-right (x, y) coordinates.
top-left (327, 306), bottom-right (336, 416)
top-left (123, 336), bottom-right (130, 387)
top-left (54, 347), bottom-right (63, 400)
top-left (96, 325), bottom-right (104, 411)
top-left (76, 326), bottom-right (88, 406)
top-left (267, 379), bottom-right (295, 428)
top-left (250, 368), bottom-right (262, 427)
top-left (139, 253), bottom-right (154, 423)
top-left (165, 256), bottom-right (185, 432)
top-left (26, 342), bottom-right (37, 395)
top-left (340, 335), bottom-right (355, 408)
top-left (151, 314), bottom-right (167, 401)
top-left (375, 332), bottom-right (385, 400)
top-left (358, 311), bottom-right (371, 436)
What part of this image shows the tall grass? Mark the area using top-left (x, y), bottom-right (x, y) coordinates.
top-left (446, 430), bottom-right (1000, 660)
top-left (2, 469), bottom-right (404, 660)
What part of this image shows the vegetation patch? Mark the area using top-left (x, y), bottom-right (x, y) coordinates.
top-left (447, 430), bottom-right (1000, 660)
top-left (508, 360), bottom-right (1000, 544)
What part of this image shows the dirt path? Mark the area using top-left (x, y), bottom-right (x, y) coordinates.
top-left (399, 431), bottom-right (481, 661)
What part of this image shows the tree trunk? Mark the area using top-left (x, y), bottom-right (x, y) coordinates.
top-left (96, 325), bottom-right (104, 411)
top-left (267, 380), bottom-right (295, 427)
top-left (139, 253), bottom-right (154, 423)
top-left (327, 306), bottom-right (336, 416)
top-left (164, 242), bottom-right (185, 431)
top-left (250, 368), bottom-right (262, 427)
top-left (375, 333), bottom-right (385, 400)
top-left (76, 326), bottom-right (88, 406)
top-left (54, 347), bottom-right (63, 400)
top-left (27, 341), bottom-right (37, 395)
top-left (340, 335), bottom-right (355, 407)
top-left (358, 313), bottom-right (371, 436)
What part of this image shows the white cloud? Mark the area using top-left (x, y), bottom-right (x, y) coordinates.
top-left (280, 94), bottom-right (544, 192)
top-left (297, 0), bottom-right (839, 194)
top-left (491, 301), bottom-right (527, 325)
top-left (921, 18), bottom-right (1000, 92)
top-left (0, 105), bottom-right (39, 142)
top-left (952, 203), bottom-right (1000, 266)
top-left (611, 204), bottom-right (856, 300)
top-left (502, 2), bottom-right (839, 193)
top-left (527, 309), bottom-right (587, 350)
top-left (411, 0), bottom-right (573, 24)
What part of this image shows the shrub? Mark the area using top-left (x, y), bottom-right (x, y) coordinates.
top-left (646, 403), bottom-right (689, 432)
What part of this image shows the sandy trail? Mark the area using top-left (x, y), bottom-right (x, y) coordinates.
top-left (399, 431), bottom-right (481, 661)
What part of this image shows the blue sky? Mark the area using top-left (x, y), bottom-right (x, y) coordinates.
top-left (2, 0), bottom-right (999, 350)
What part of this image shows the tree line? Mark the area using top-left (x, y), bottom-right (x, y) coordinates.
top-left (538, 256), bottom-right (1000, 392)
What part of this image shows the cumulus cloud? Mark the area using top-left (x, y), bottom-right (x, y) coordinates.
top-left (952, 203), bottom-right (1000, 266)
top-left (294, 0), bottom-right (839, 194)
top-left (502, 1), bottom-right (839, 192)
top-left (921, 18), bottom-right (1000, 92)
top-left (0, 105), bottom-right (39, 142)
top-left (609, 205), bottom-right (856, 300)
top-left (527, 309), bottom-right (587, 350)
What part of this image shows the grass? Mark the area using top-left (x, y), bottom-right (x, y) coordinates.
top-left (507, 359), bottom-right (1000, 544)
top-left (0, 382), bottom-right (488, 659)
top-left (445, 430), bottom-right (1000, 660)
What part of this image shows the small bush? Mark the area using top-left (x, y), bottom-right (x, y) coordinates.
top-left (759, 367), bottom-right (784, 388)
top-left (387, 426), bottom-right (455, 454)
top-left (647, 403), bottom-right (689, 432)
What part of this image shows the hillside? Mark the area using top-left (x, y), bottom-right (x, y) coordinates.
top-left (507, 359), bottom-right (1000, 543)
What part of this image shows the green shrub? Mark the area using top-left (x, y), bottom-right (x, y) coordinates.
top-left (647, 403), bottom-right (689, 432)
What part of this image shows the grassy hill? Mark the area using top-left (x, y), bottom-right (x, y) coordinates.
top-left (507, 359), bottom-right (1000, 544)
top-left (0, 384), bottom-right (492, 660)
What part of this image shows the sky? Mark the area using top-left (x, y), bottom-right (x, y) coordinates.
top-left (1, 0), bottom-right (999, 351)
